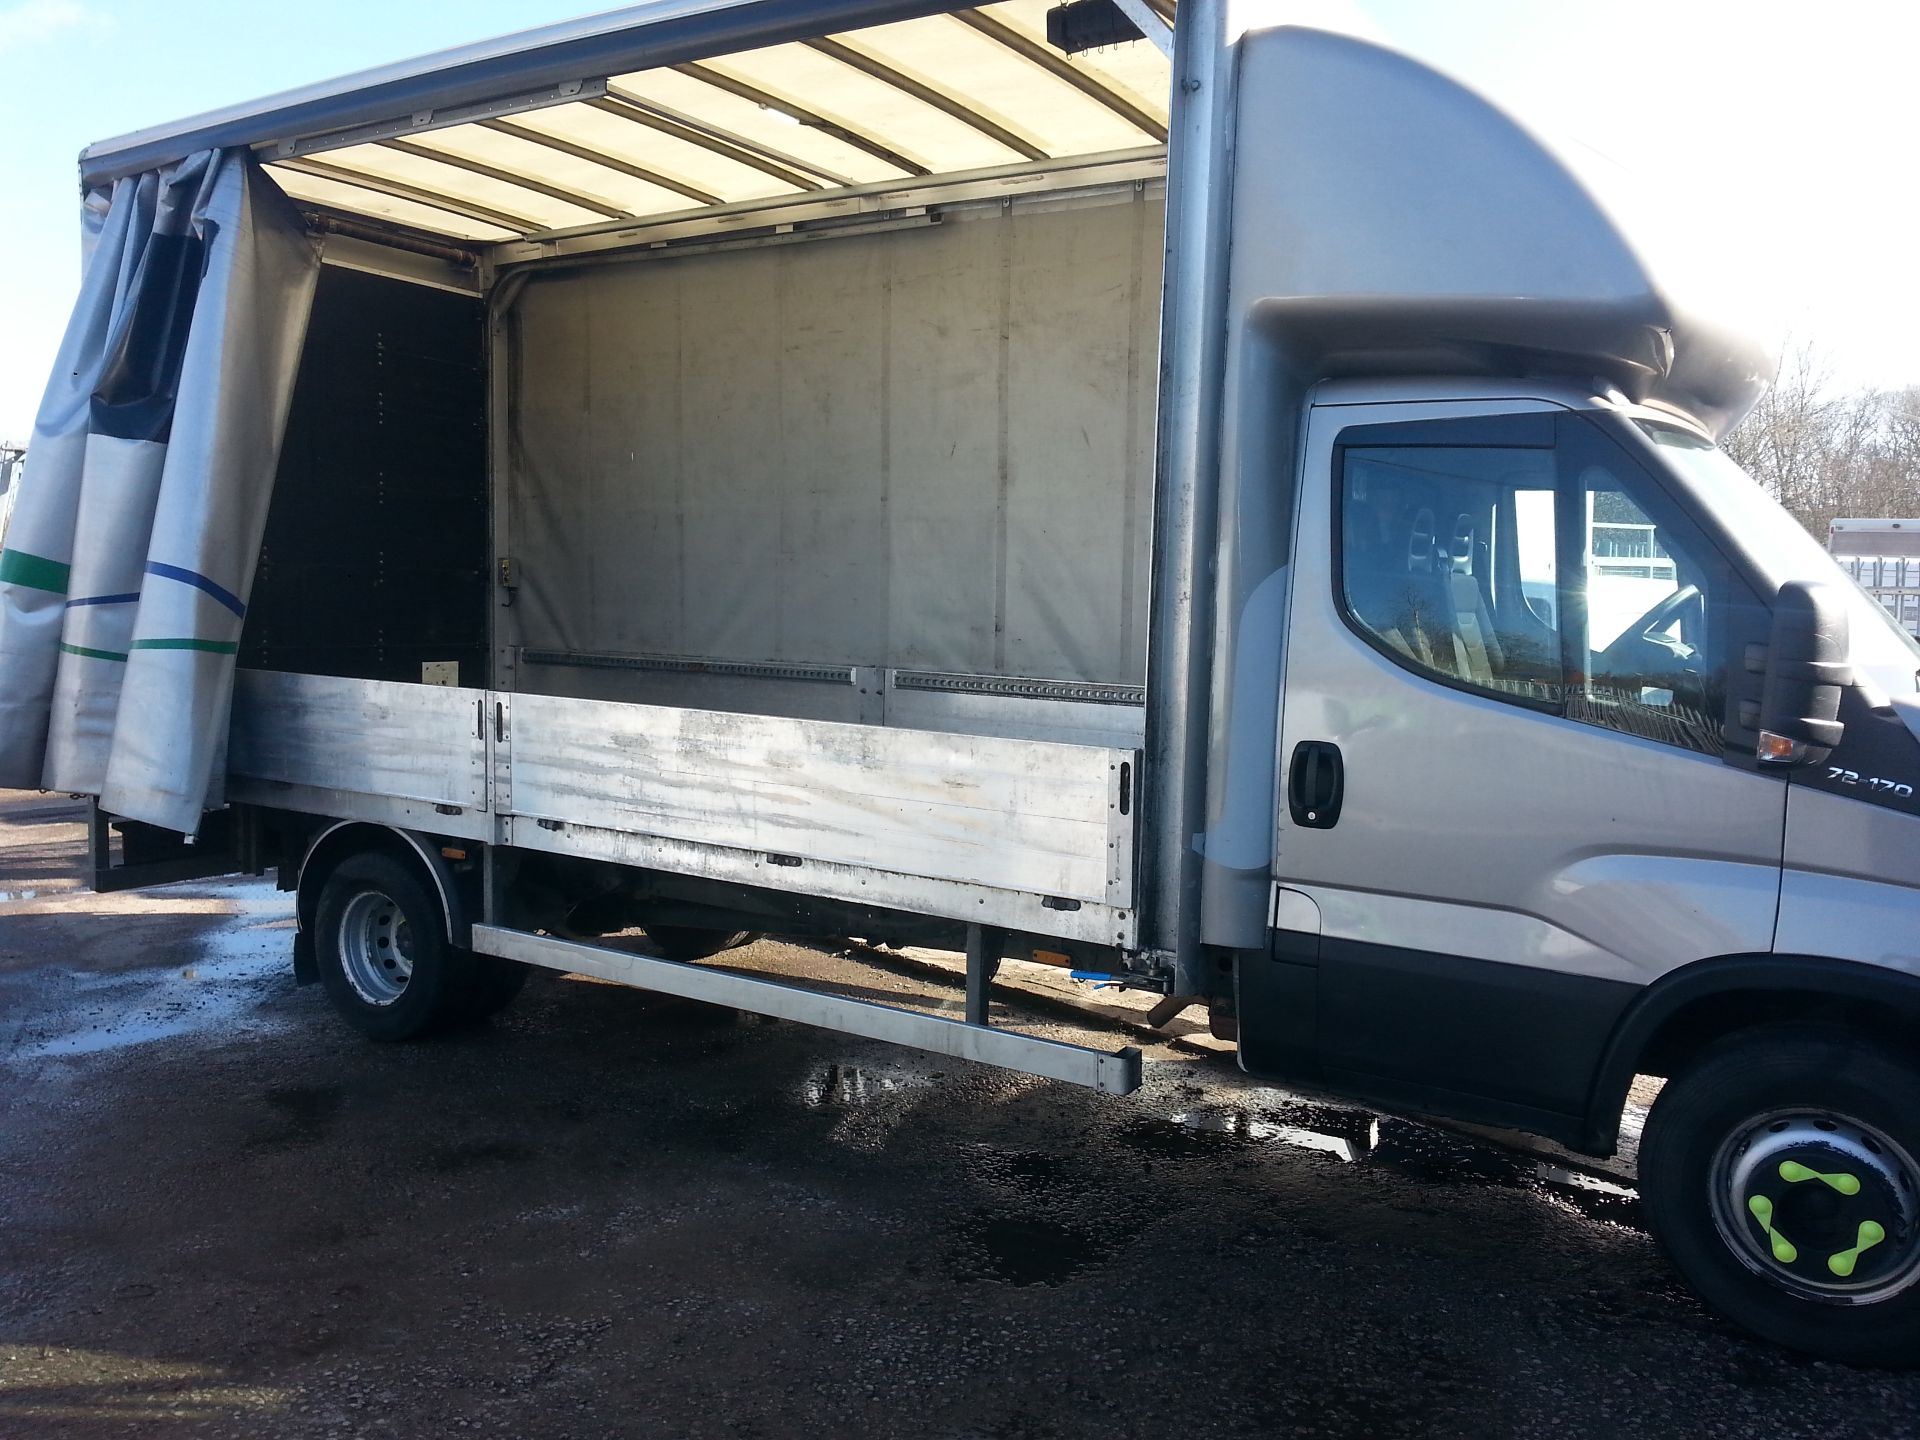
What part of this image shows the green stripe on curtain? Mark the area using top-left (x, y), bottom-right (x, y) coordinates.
top-left (59, 642), bottom-right (129, 663)
top-left (0, 548), bottom-right (72, 594)
top-left (129, 638), bottom-right (240, 654)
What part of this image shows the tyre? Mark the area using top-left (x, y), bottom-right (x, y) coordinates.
top-left (1639, 1025), bottom-right (1920, 1366)
top-left (640, 924), bottom-right (759, 961)
top-left (460, 952), bottom-right (530, 1021)
top-left (314, 852), bottom-right (508, 1040)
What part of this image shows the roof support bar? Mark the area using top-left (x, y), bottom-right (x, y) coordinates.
top-left (477, 117), bottom-right (724, 205)
top-left (274, 157), bottom-right (538, 233)
top-left (802, 36), bottom-right (1049, 161)
top-left (673, 61), bottom-right (931, 177)
top-left (951, 10), bottom-right (1168, 144)
top-left (594, 89), bottom-right (835, 190)
top-left (261, 80), bottom-right (606, 163)
top-left (377, 136), bottom-right (632, 220)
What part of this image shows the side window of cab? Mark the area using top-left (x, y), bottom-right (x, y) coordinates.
top-left (1335, 412), bottom-right (1764, 757)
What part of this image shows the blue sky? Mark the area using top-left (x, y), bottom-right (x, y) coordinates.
top-left (2, 0), bottom-right (1915, 442)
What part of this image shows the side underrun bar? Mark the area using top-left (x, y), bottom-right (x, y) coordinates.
top-left (471, 924), bottom-right (1143, 1095)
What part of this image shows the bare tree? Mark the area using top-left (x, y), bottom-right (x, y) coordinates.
top-left (1722, 342), bottom-right (1920, 540)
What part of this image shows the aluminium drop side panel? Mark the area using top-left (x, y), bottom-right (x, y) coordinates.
top-left (500, 188), bottom-right (1162, 704)
top-left (504, 815), bottom-right (1133, 947)
top-left (500, 689), bottom-right (1134, 908)
top-left (226, 669), bottom-right (488, 818)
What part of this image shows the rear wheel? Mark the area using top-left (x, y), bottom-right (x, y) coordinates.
top-left (1639, 1027), bottom-right (1920, 1366)
top-left (640, 924), bottom-right (758, 961)
top-left (315, 852), bottom-right (517, 1040)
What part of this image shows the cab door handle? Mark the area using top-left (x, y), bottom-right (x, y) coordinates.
top-left (1288, 741), bottom-right (1344, 829)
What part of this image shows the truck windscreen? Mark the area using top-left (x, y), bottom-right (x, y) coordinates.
top-left (1635, 420), bottom-right (1920, 699)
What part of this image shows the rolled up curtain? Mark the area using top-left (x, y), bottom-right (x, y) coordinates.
top-left (0, 150), bottom-right (318, 835)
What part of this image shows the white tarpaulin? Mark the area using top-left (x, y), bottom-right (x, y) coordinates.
top-left (0, 150), bottom-right (318, 834)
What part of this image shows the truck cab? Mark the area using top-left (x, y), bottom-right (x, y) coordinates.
top-left (1232, 375), bottom-right (1920, 1362)
top-left (1187, 25), bottom-right (1920, 1362)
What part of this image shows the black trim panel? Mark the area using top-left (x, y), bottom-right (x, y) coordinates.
top-left (1790, 686), bottom-right (1920, 818)
top-left (1313, 938), bottom-right (1636, 1115)
top-left (1238, 931), bottom-right (1637, 1143)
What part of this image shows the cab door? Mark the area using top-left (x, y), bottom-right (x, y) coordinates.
top-left (1242, 399), bottom-right (1786, 1125)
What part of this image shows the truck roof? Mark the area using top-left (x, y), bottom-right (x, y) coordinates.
top-left (78, 0), bottom-right (1175, 247)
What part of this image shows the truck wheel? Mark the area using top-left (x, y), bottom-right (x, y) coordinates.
top-left (1639, 1026), bottom-right (1920, 1366)
top-left (641, 924), bottom-right (758, 961)
top-left (315, 852), bottom-right (486, 1040)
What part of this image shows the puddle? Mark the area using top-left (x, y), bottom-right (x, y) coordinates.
top-left (1122, 1102), bottom-right (1380, 1164)
top-left (1120, 1101), bottom-right (1644, 1228)
top-left (952, 1214), bottom-right (1105, 1287)
top-left (1362, 1121), bottom-right (1643, 1223)
top-left (8, 889), bottom-right (293, 1061)
top-left (964, 1145), bottom-right (1071, 1198)
top-left (1527, 1160), bottom-right (1641, 1225)
top-left (796, 1060), bottom-right (934, 1108)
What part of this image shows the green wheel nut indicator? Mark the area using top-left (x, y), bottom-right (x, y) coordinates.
top-left (1829, 1221), bottom-right (1887, 1278)
top-left (1747, 1194), bottom-right (1798, 1264)
top-left (1779, 1160), bottom-right (1861, 1195)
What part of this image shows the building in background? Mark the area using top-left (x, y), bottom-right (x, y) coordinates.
top-left (1829, 518), bottom-right (1920, 638)
top-left (0, 444), bottom-right (23, 546)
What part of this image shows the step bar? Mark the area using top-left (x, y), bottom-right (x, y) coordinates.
top-left (471, 925), bottom-right (1144, 1096)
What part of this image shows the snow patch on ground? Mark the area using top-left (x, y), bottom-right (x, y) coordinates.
top-left (9, 886), bottom-right (296, 1061)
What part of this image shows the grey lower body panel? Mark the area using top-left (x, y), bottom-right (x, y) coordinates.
top-left (471, 924), bottom-right (1143, 1096)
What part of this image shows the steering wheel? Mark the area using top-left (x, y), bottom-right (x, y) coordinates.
top-left (1595, 583), bottom-right (1703, 686)
top-left (1626, 584), bottom-right (1702, 656)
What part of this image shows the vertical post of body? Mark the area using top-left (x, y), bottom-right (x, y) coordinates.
top-left (966, 923), bottom-right (1005, 1026)
top-left (1140, 0), bottom-right (1238, 994)
top-left (87, 798), bottom-right (112, 891)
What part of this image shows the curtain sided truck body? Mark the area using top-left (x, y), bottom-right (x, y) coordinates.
top-left (65, 1), bottom-right (1920, 1361)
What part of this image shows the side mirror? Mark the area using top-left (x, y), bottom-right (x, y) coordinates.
top-left (1757, 581), bottom-right (1850, 766)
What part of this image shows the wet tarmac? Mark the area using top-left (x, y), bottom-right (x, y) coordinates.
top-left (3, 790), bottom-right (1918, 1437)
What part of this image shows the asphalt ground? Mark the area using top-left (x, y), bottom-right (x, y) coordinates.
top-left (3, 789), bottom-right (1918, 1438)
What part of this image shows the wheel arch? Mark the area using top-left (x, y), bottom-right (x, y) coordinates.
top-left (1582, 953), bottom-right (1920, 1154)
top-left (293, 822), bottom-right (473, 984)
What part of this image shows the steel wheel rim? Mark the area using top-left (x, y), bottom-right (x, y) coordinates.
top-left (337, 889), bottom-right (414, 1007)
top-left (1709, 1107), bottom-right (1920, 1305)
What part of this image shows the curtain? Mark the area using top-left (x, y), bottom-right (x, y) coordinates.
top-left (0, 150), bottom-right (319, 835)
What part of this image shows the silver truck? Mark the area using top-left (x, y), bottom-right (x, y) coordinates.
top-left (6, 0), bottom-right (1919, 1364)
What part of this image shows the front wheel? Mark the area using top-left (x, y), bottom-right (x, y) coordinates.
top-left (1639, 1027), bottom-right (1920, 1366)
